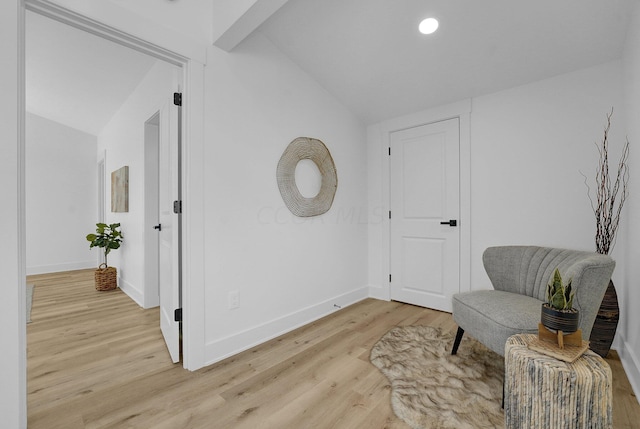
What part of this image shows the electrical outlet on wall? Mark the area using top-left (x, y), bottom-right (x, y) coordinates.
top-left (228, 290), bottom-right (239, 309)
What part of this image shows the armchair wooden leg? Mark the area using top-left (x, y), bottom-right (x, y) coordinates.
top-left (451, 327), bottom-right (465, 355)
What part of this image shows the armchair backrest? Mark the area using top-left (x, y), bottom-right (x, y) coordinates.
top-left (483, 246), bottom-right (615, 335)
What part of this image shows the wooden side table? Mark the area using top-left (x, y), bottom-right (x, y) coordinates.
top-left (504, 334), bottom-right (612, 429)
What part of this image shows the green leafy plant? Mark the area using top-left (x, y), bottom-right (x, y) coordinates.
top-left (86, 223), bottom-right (123, 267)
top-left (545, 268), bottom-right (574, 311)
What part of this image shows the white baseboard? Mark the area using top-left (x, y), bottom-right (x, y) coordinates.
top-left (143, 293), bottom-right (159, 309)
top-left (368, 283), bottom-right (390, 301)
top-left (118, 277), bottom-right (144, 308)
top-left (26, 261), bottom-right (95, 275)
top-left (204, 286), bottom-right (368, 366)
top-left (617, 334), bottom-right (640, 405)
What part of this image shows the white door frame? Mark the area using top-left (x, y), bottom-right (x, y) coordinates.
top-left (20, 0), bottom-right (207, 379)
top-left (380, 100), bottom-right (472, 303)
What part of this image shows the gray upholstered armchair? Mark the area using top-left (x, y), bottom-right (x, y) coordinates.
top-left (451, 246), bottom-right (615, 356)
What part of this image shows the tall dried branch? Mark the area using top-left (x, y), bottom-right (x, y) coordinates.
top-left (588, 109), bottom-right (629, 255)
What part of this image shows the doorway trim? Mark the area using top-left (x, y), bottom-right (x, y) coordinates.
top-left (21, 0), bottom-right (207, 376)
top-left (379, 99), bottom-right (472, 303)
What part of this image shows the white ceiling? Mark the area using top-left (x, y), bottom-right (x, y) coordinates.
top-left (259, 0), bottom-right (636, 124)
top-left (26, 11), bottom-right (158, 136)
top-left (24, 1), bottom-right (637, 133)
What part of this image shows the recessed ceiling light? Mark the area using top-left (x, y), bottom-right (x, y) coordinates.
top-left (419, 18), bottom-right (439, 35)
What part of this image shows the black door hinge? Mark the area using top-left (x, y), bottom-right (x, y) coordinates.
top-left (389, 274), bottom-right (392, 282)
top-left (174, 308), bottom-right (183, 322)
top-left (173, 92), bottom-right (182, 106)
top-left (388, 147), bottom-right (391, 156)
top-left (173, 200), bottom-right (182, 214)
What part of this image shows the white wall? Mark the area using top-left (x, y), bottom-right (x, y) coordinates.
top-left (1, 1), bottom-right (26, 426)
top-left (470, 61), bottom-right (625, 287)
top-left (203, 32), bottom-right (368, 364)
top-left (25, 113), bottom-right (97, 274)
top-left (621, 0), bottom-right (640, 400)
top-left (368, 61), bottom-right (624, 292)
top-left (98, 60), bottom-right (180, 308)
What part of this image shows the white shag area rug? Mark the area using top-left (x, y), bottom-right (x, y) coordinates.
top-left (370, 326), bottom-right (504, 429)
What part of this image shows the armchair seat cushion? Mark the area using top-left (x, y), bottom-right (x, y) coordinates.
top-left (453, 290), bottom-right (541, 355)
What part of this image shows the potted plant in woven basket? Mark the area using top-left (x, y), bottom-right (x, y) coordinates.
top-left (541, 268), bottom-right (579, 333)
top-left (86, 223), bottom-right (123, 291)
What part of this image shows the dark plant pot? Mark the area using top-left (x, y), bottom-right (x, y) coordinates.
top-left (541, 303), bottom-right (579, 333)
top-left (589, 280), bottom-right (619, 358)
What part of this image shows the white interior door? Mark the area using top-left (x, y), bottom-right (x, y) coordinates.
top-left (158, 95), bottom-right (181, 363)
top-left (390, 118), bottom-right (460, 312)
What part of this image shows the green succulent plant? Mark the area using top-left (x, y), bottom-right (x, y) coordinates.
top-left (546, 268), bottom-right (574, 311)
top-left (86, 223), bottom-right (123, 267)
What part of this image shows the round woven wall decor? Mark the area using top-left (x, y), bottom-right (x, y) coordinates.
top-left (276, 137), bottom-right (337, 217)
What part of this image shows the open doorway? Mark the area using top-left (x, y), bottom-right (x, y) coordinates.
top-left (25, 6), bottom-right (183, 366)
top-left (15, 6), bottom-right (207, 425)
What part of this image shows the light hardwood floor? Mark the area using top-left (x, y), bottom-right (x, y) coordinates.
top-left (27, 270), bottom-right (640, 428)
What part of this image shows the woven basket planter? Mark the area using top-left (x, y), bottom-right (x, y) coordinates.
top-left (95, 263), bottom-right (117, 291)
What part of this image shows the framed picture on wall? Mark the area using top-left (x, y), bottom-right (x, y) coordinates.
top-left (111, 166), bottom-right (129, 212)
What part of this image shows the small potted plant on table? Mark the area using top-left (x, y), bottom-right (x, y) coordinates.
top-left (86, 223), bottom-right (123, 291)
top-left (540, 268), bottom-right (580, 348)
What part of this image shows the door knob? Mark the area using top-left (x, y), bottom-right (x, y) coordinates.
top-left (153, 224), bottom-right (162, 231)
top-left (440, 219), bottom-right (457, 227)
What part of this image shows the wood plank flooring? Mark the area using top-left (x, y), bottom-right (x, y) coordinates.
top-left (27, 270), bottom-right (640, 428)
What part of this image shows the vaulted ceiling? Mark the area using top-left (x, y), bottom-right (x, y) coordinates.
top-left (25, 0), bottom-right (637, 134)
top-left (259, 0), bottom-right (636, 124)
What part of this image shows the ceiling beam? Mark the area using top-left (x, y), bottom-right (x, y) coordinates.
top-left (212, 0), bottom-right (290, 51)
